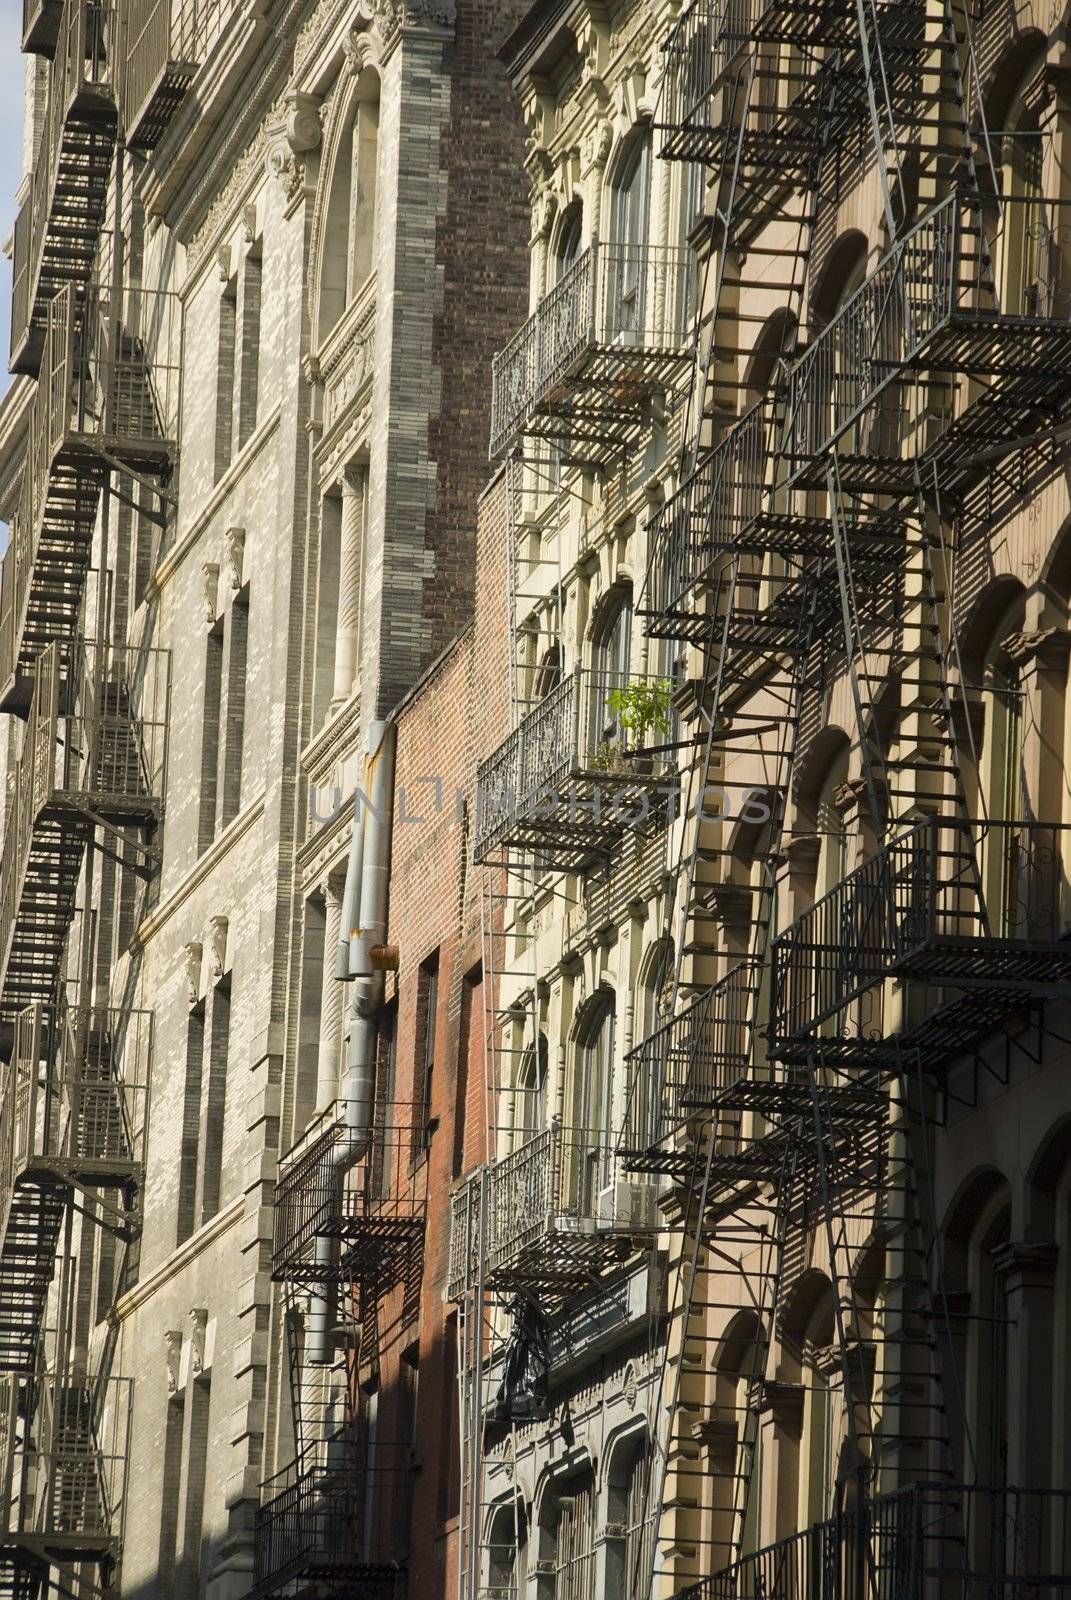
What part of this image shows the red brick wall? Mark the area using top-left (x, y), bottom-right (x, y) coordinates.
top-left (370, 469), bottom-right (511, 1595)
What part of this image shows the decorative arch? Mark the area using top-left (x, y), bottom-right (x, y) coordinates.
top-left (811, 230), bottom-right (868, 329)
top-left (744, 306), bottom-right (799, 397)
top-left (308, 38), bottom-right (382, 346)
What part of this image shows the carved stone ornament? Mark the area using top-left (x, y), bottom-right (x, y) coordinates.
top-left (355, 0), bottom-right (456, 36)
top-left (532, 190), bottom-right (555, 243)
top-left (286, 92), bottom-right (323, 154)
top-left (268, 147), bottom-right (303, 202)
top-left (242, 203), bottom-right (257, 244)
top-left (502, 1433), bottom-right (515, 1480)
top-left (582, 118), bottom-right (613, 174)
top-left (216, 244), bottom-right (232, 284)
top-left (182, 941), bottom-right (203, 1006)
top-left (188, 1309), bottom-right (209, 1377)
top-left (623, 1360), bottom-right (638, 1410)
top-left (343, 26), bottom-right (378, 75)
top-left (207, 915), bottom-right (229, 979)
top-left (164, 1330), bottom-right (183, 1396)
top-left (201, 562), bottom-right (220, 627)
top-left (225, 527), bottom-right (246, 594)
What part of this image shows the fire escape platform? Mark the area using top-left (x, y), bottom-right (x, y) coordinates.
top-left (124, 60), bottom-right (199, 153)
top-left (0, 1186), bottom-right (65, 1372)
top-left (22, 0), bottom-right (64, 54)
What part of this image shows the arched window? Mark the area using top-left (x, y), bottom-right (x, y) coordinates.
top-left (516, 1034), bottom-right (548, 1142)
top-left (777, 1273), bottom-right (837, 1538)
top-left (573, 990), bottom-right (616, 1214)
top-left (539, 1469), bottom-right (597, 1597)
top-left (987, 45), bottom-right (1047, 316)
top-left (318, 69), bottom-right (380, 341)
top-left (534, 641), bottom-right (563, 701)
top-left (810, 233), bottom-right (868, 453)
top-left (608, 131), bottom-right (652, 340)
top-left (606, 1432), bottom-right (656, 1597)
top-left (487, 1499), bottom-right (527, 1598)
top-left (815, 743), bottom-right (850, 902)
top-left (555, 204), bottom-right (583, 281)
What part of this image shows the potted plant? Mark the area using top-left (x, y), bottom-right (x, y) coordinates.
top-left (605, 678), bottom-right (673, 773)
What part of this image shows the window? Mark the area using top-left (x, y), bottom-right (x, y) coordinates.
top-left (555, 205), bottom-right (582, 281)
top-left (574, 991), bottom-right (615, 1214)
top-left (609, 132), bottom-right (652, 340)
top-left (236, 244), bottom-right (262, 450)
top-left (548, 1471), bottom-right (597, 1600)
top-left (414, 952), bottom-right (439, 1154)
top-left (314, 468), bottom-right (366, 729)
top-left (318, 74), bottom-right (381, 339)
top-left (199, 587), bottom-right (250, 853)
top-left (487, 1499), bottom-right (527, 1598)
top-left (591, 585), bottom-right (634, 752)
top-left (998, 80), bottom-right (1044, 315)
top-left (177, 1003), bottom-right (205, 1246)
top-left (516, 1034), bottom-right (548, 1143)
top-left (214, 275), bottom-right (237, 481)
top-left (606, 1435), bottom-right (656, 1598)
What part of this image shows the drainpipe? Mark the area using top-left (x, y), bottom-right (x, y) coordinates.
top-left (307, 718), bottom-right (396, 1365)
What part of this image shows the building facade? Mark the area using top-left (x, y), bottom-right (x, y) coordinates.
top-left (4, 0), bottom-right (1071, 1599)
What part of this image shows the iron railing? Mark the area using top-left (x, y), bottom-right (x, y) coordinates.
top-left (0, 639), bottom-right (170, 1020)
top-left (447, 1168), bottom-right (484, 1301)
top-left (781, 192), bottom-right (1071, 476)
top-left (483, 1122), bottom-right (650, 1285)
top-left (10, 0), bottom-right (115, 372)
top-left (771, 819), bottom-right (1071, 1047)
top-left (640, 399), bottom-right (773, 627)
top-left (657, 0), bottom-right (754, 157)
top-left (0, 282), bottom-right (180, 695)
top-left (0, 1367), bottom-right (131, 1556)
top-left (121, 0), bottom-right (238, 149)
top-left (472, 667), bottom-right (677, 864)
top-left (620, 963), bottom-right (755, 1157)
top-left (253, 1450), bottom-right (410, 1599)
top-left (0, 1004), bottom-right (150, 1225)
top-left (684, 1483), bottom-right (1071, 1600)
top-left (272, 1101), bottom-right (424, 1286)
top-left (489, 241), bottom-right (695, 457)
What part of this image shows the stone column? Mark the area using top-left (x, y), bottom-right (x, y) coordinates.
top-left (330, 467), bottom-right (364, 712)
top-left (316, 876), bottom-right (345, 1110)
top-left (757, 1380), bottom-right (803, 1546)
top-left (994, 1240), bottom-right (1058, 1490)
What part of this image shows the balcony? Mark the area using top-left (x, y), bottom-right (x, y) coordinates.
top-left (22, 0), bottom-right (64, 54)
top-left (0, 639), bottom-right (170, 1027)
top-left (619, 964), bottom-right (755, 1176)
top-left (489, 241), bottom-right (694, 462)
top-left (472, 668), bottom-right (678, 870)
top-left (121, 0), bottom-right (237, 152)
top-left (681, 1483), bottom-right (1071, 1600)
top-left (771, 818), bottom-right (1071, 1068)
top-left (0, 1004), bottom-right (149, 1373)
top-left (272, 1102), bottom-right (424, 1295)
top-left (781, 191), bottom-right (1071, 495)
top-left (450, 1123), bottom-right (652, 1307)
top-left (0, 282), bottom-right (179, 712)
top-left (0, 1367), bottom-right (129, 1574)
top-left (10, 1), bottom-right (116, 376)
top-left (253, 1453), bottom-right (409, 1600)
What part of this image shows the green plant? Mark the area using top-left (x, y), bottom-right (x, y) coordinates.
top-left (606, 678), bottom-right (673, 749)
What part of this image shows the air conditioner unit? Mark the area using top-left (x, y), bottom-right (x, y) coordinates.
top-left (597, 1179), bottom-right (657, 1233)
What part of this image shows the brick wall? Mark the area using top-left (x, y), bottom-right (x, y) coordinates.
top-left (367, 467), bottom-right (510, 1595)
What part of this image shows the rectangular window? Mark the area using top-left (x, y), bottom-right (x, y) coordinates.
top-left (453, 965), bottom-right (481, 1179)
top-left (177, 1004), bottom-right (205, 1245)
top-left (157, 1390), bottom-right (184, 1592)
top-left (175, 1372), bottom-right (211, 1600)
top-left (296, 894), bottom-right (327, 1136)
top-left (414, 952), bottom-right (439, 1155)
top-left (216, 587), bottom-right (249, 833)
top-left (197, 978), bottom-right (231, 1225)
top-left (236, 247), bottom-right (262, 450)
top-left (314, 491), bottom-right (342, 730)
top-left (198, 620), bottom-right (223, 855)
top-left (214, 276), bottom-right (237, 482)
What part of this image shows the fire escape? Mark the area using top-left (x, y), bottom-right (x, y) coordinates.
top-left (255, 1102), bottom-right (424, 1598)
top-left (0, 3), bottom-right (178, 1594)
top-left (615, 0), bottom-right (1071, 1596)
top-left (119, 0), bottom-right (242, 153)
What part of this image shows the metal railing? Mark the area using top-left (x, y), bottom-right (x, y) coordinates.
top-left (641, 399), bottom-right (772, 622)
top-left (0, 1367), bottom-right (131, 1552)
top-left (657, 0), bottom-right (753, 154)
top-left (781, 191), bottom-right (1071, 474)
top-left (448, 1167), bottom-right (484, 1301)
top-left (0, 639), bottom-right (169, 1018)
top-left (472, 667), bottom-right (677, 863)
top-left (0, 282), bottom-right (180, 691)
top-left (121, 0), bottom-right (239, 148)
top-left (0, 1004), bottom-right (150, 1222)
top-left (484, 1122), bottom-right (644, 1281)
top-left (272, 1100), bottom-right (425, 1283)
top-left (253, 1450), bottom-right (410, 1598)
top-left (10, 0), bottom-right (115, 369)
top-left (685, 1483), bottom-right (1071, 1600)
top-left (489, 241), bottom-right (695, 456)
top-left (620, 963), bottom-right (755, 1155)
top-left (771, 819), bottom-right (1071, 1045)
